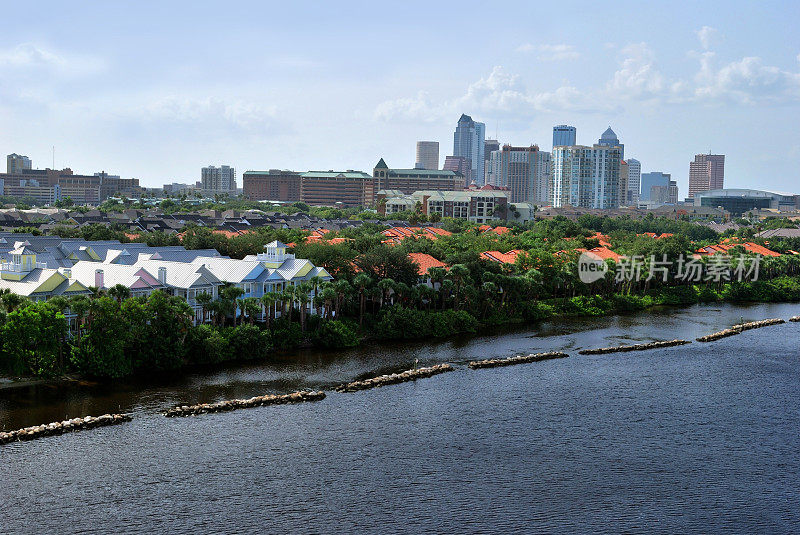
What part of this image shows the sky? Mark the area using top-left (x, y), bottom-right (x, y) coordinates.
top-left (0, 0), bottom-right (799, 196)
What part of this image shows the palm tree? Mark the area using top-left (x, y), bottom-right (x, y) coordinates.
top-left (377, 278), bottom-right (396, 308)
top-left (108, 284), bottom-right (131, 303)
top-left (320, 285), bottom-right (337, 319)
top-left (243, 297), bottom-right (261, 325)
top-left (0, 288), bottom-right (26, 313)
top-left (296, 283), bottom-right (313, 332)
top-left (220, 285), bottom-right (244, 325)
top-left (333, 279), bottom-right (352, 318)
top-left (282, 285), bottom-right (297, 322)
top-left (352, 273), bottom-right (372, 326)
top-left (260, 291), bottom-right (279, 329)
top-left (447, 264), bottom-right (471, 310)
top-left (195, 292), bottom-right (213, 324)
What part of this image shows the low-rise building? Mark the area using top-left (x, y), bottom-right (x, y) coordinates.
top-left (377, 189), bottom-right (509, 224)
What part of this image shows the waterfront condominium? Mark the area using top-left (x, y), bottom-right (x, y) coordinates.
top-left (551, 145), bottom-right (622, 209)
top-left (415, 141), bottom-right (440, 170)
top-left (688, 153), bottom-right (725, 198)
top-left (453, 114), bottom-right (486, 185)
top-left (552, 125), bottom-right (577, 148)
top-left (487, 145), bottom-right (551, 204)
top-left (626, 158), bottom-right (641, 203)
top-left (201, 165), bottom-right (237, 192)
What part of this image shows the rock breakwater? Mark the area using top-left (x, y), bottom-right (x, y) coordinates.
top-left (0, 414), bottom-right (131, 445)
top-left (164, 390), bottom-right (326, 417)
top-left (578, 339), bottom-right (691, 355)
top-left (468, 352), bottom-right (569, 369)
top-left (335, 364), bottom-right (454, 392)
top-left (696, 318), bottom-right (785, 342)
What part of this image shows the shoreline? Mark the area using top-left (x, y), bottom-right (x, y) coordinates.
top-left (2, 298), bottom-right (798, 393)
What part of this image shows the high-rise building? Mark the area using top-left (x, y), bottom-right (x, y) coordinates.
top-left (487, 145), bottom-right (551, 204)
top-left (201, 165), bottom-right (237, 192)
top-left (626, 158), bottom-right (641, 203)
top-left (688, 154), bottom-right (725, 198)
top-left (552, 125), bottom-right (577, 148)
top-left (373, 159), bottom-right (465, 201)
top-left (640, 172), bottom-right (671, 201)
top-left (453, 114), bottom-right (486, 185)
top-left (7, 154), bottom-right (32, 174)
top-left (483, 139), bottom-right (500, 184)
top-left (415, 141), bottom-right (439, 170)
top-left (650, 180), bottom-right (679, 205)
top-left (597, 127), bottom-right (624, 159)
top-left (443, 156), bottom-right (470, 178)
top-left (552, 145), bottom-right (622, 209)
top-left (619, 161), bottom-right (629, 206)
top-left (242, 170), bottom-right (302, 201)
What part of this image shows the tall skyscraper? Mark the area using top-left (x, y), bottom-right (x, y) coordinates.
top-left (483, 139), bottom-right (500, 184)
top-left (7, 153), bottom-right (32, 174)
top-left (552, 125), bottom-right (577, 147)
top-left (688, 154), bottom-right (725, 197)
top-left (552, 145), bottom-right (622, 209)
top-left (620, 161), bottom-right (629, 206)
top-left (201, 165), bottom-right (237, 192)
top-left (597, 126), bottom-right (624, 159)
top-left (626, 158), bottom-right (641, 203)
top-left (486, 145), bottom-right (550, 203)
top-left (640, 172), bottom-right (671, 201)
top-left (453, 114), bottom-right (486, 185)
top-left (415, 141), bottom-right (439, 170)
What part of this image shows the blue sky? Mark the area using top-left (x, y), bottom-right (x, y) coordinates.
top-left (1, 0), bottom-right (798, 195)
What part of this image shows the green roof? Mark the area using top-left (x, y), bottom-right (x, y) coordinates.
top-left (301, 171), bottom-right (372, 179)
top-left (387, 169), bottom-right (458, 177)
top-left (374, 158), bottom-right (388, 169)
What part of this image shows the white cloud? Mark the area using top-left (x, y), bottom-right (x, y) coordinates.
top-left (694, 56), bottom-right (800, 104)
top-left (607, 43), bottom-right (665, 99)
top-left (139, 96), bottom-right (279, 130)
top-left (0, 43), bottom-right (103, 75)
top-left (696, 26), bottom-right (718, 50)
top-left (517, 43), bottom-right (580, 61)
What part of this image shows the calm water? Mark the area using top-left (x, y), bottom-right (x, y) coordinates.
top-left (1, 303), bottom-right (799, 534)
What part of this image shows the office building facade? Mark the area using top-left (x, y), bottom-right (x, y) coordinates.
top-left (688, 154), bottom-right (725, 198)
top-left (626, 158), bottom-right (641, 203)
top-left (242, 170), bottom-right (302, 201)
top-left (415, 142), bottom-right (439, 170)
top-left (373, 159), bottom-right (464, 200)
top-left (597, 127), bottom-right (624, 159)
top-left (453, 114), bottom-right (486, 185)
top-left (487, 145), bottom-right (550, 204)
top-left (640, 172), bottom-right (671, 201)
top-left (7, 154), bottom-right (32, 174)
top-left (552, 125), bottom-right (577, 147)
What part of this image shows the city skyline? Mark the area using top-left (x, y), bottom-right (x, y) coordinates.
top-left (0, 1), bottom-right (798, 196)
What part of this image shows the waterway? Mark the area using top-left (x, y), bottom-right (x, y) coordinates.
top-left (1, 302), bottom-right (798, 533)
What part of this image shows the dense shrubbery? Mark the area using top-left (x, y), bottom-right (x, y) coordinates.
top-left (312, 320), bottom-right (360, 349)
top-left (373, 306), bottom-right (478, 340)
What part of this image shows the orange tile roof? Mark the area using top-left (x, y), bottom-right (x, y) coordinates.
top-left (480, 249), bottom-right (525, 264)
top-left (696, 242), bottom-right (781, 257)
top-left (381, 226), bottom-right (452, 242)
top-left (408, 253), bottom-right (447, 276)
top-left (576, 246), bottom-right (623, 262)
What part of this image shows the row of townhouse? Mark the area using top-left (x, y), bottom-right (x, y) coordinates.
top-left (0, 239), bottom-right (331, 325)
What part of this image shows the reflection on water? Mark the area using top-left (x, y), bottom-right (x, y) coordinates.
top-left (1, 302), bottom-right (799, 533)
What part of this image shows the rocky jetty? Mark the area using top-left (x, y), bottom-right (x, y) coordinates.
top-left (578, 339), bottom-right (691, 355)
top-left (790, 316), bottom-right (800, 322)
top-left (0, 414), bottom-right (132, 446)
top-left (335, 364), bottom-right (454, 393)
top-left (697, 318), bottom-right (786, 342)
top-left (468, 352), bottom-right (569, 369)
top-left (164, 390), bottom-right (326, 417)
